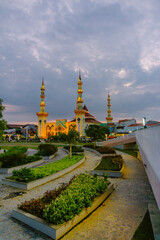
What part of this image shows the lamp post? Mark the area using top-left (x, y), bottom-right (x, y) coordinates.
top-left (143, 117), bottom-right (147, 128)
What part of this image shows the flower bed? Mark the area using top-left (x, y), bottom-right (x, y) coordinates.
top-left (3, 155), bottom-right (85, 190)
top-left (0, 146), bottom-right (42, 168)
top-left (10, 154), bottom-right (84, 183)
top-left (95, 155), bottom-right (123, 171)
top-left (13, 174), bottom-right (114, 239)
top-left (90, 155), bottom-right (124, 178)
top-left (63, 145), bottom-right (84, 153)
top-left (36, 144), bottom-right (58, 157)
top-left (83, 145), bottom-right (116, 154)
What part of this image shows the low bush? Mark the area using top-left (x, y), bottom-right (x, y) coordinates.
top-left (83, 145), bottom-right (116, 154)
top-left (37, 144), bottom-right (57, 156)
top-left (7, 146), bottom-right (28, 154)
top-left (0, 146), bottom-right (41, 168)
top-left (19, 174), bottom-right (109, 225)
top-left (63, 145), bottom-right (84, 152)
top-left (44, 174), bottom-right (108, 224)
top-left (95, 155), bottom-right (123, 171)
top-left (19, 177), bottom-right (75, 218)
top-left (0, 151), bottom-right (41, 168)
top-left (11, 154), bottom-right (84, 182)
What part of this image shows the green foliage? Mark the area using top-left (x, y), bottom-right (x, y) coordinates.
top-left (0, 99), bottom-right (7, 139)
top-left (43, 174), bottom-right (109, 224)
top-left (37, 144), bottom-right (57, 156)
top-left (63, 145), bottom-right (84, 152)
top-left (115, 148), bottom-right (137, 158)
top-left (85, 125), bottom-right (109, 144)
top-left (11, 154), bottom-right (84, 182)
top-left (67, 129), bottom-right (79, 158)
top-left (67, 129), bottom-right (79, 144)
top-left (132, 211), bottom-right (154, 240)
top-left (7, 146), bottom-right (28, 154)
top-left (19, 179), bottom-right (74, 218)
top-left (95, 155), bottom-right (123, 171)
top-left (83, 145), bottom-right (116, 154)
top-left (0, 147), bottom-right (41, 168)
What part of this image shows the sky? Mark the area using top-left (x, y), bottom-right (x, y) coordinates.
top-left (1, 0), bottom-right (160, 124)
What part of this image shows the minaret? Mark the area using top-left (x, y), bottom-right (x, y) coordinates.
top-left (74, 72), bottom-right (87, 136)
top-left (36, 79), bottom-right (48, 139)
top-left (106, 92), bottom-right (113, 124)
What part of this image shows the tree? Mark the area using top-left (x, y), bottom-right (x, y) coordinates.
top-left (85, 125), bottom-right (110, 147)
top-left (67, 129), bottom-right (79, 159)
top-left (0, 99), bottom-right (7, 139)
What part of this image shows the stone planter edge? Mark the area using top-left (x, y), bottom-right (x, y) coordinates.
top-left (42, 153), bottom-right (57, 160)
top-left (2, 156), bottom-right (85, 190)
top-left (90, 164), bottom-right (125, 178)
top-left (82, 147), bottom-right (116, 157)
top-left (0, 159), bottom-right (44, 174)
top-left (12, 183), bottom-right (114, 239)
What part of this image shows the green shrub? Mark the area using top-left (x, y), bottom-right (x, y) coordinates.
top-left (63, 145), bottom-right (84, 152)
top-left (0, 149), bottom-right (41, 168)
top-left (83, 145), bottom-right (115, 154)
top-left (95, 155), bottom-right (123, 171)
top-left (37, 144), bottom-right (57, 156)
top-left (11, 154), bottom-right (84, 182)
top-left (7, 146), bottom-right (28, 154)
top-left (43, 174), bottom-right (108, 224)
top-left (19, 178), bottom-right (75, 218)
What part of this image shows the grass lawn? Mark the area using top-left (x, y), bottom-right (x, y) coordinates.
top-left (115, 148), bottom-right (138, 158)
top-left (132, 211), bottom-right (154, 240)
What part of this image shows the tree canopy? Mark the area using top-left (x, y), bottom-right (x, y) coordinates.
top-left (85, 125), bottom-right (109, 146)
top-left (67, 129), bottom-right (79, 158)
top-left (0, 99), bottom-right (7, 139)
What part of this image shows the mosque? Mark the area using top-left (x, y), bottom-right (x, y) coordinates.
top-left (36, 73), bottom-right (114, 139)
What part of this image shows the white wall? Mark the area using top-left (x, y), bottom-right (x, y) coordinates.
top-left (136, 126), bottom-right (160, 210)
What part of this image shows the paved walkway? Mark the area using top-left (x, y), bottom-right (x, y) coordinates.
top-left (0, 150), bottom-right (151, 240)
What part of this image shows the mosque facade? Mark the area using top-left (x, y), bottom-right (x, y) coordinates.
top-left (36, 74), bottom-right (113, 139)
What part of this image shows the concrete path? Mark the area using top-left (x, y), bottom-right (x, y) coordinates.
top-left (0, 150), bottom-right (151, 240)
top-left (26, 148), bottom-right (38, 156)
top-left (61, 151), bottom-right (151, 240)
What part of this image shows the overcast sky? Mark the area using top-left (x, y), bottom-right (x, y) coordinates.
top-left (1, 0), bottom-right (160, 124)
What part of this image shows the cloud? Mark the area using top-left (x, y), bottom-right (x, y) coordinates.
top-left (0, 0), bottom-right (160, 123)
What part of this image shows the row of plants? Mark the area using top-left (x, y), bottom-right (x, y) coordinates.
top-left (63, 145), bottom-right (84, 153)
top-left (36, 144), bottom-right (58, 156)
top-left (19, 177), bottom-right (75, 219)
top-left (10, 154), bottom-right (84, 182)
top-left (0, 146), bottom-right (41, 168)
top-left (83, 145), bottom-right (116, 154)
top-left (19, 173), bottom-right (109, 225)
top-left (95, 155), bottom-right (124, 171)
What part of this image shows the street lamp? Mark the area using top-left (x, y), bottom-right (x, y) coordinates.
top-left (143, 117), bottom-right (147, 128)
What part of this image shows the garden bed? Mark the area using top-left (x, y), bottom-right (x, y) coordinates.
top-left (0, 159), bottom-right (44, 174)
top-left (90, 155), bottom-right (124, 178)
top-left (0, 146), bottom-right (42, 173)
top-left (83, 145), bottom-right (116, 154)
top-left (63, 145), bottom-right (84, 153)
top-left (36, 144), bottom-right (57, 159)
top-left (2, 155), bottom-right (85, 190)
top-left (12, 174), bottom-right (114, 239)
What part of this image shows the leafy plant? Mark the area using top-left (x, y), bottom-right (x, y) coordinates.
top-left (37, 144), bottom-right (57, 156)
top-left (0, 145), bottom-right (41, 168)
top-left (63, 145), bottom-right (84, 153)
top-left (43, 174), bottom-right (109, 224)
top-left (85, 125), bottom-right (109, 147)
top-left (11, 154), bottom-right (84, 182)
top-left (19, 180), bottom-right (74, 218)
top-left (83, 145), bottom-right (116, 154)
top-left (95, 155), bottom-right (123, 171)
